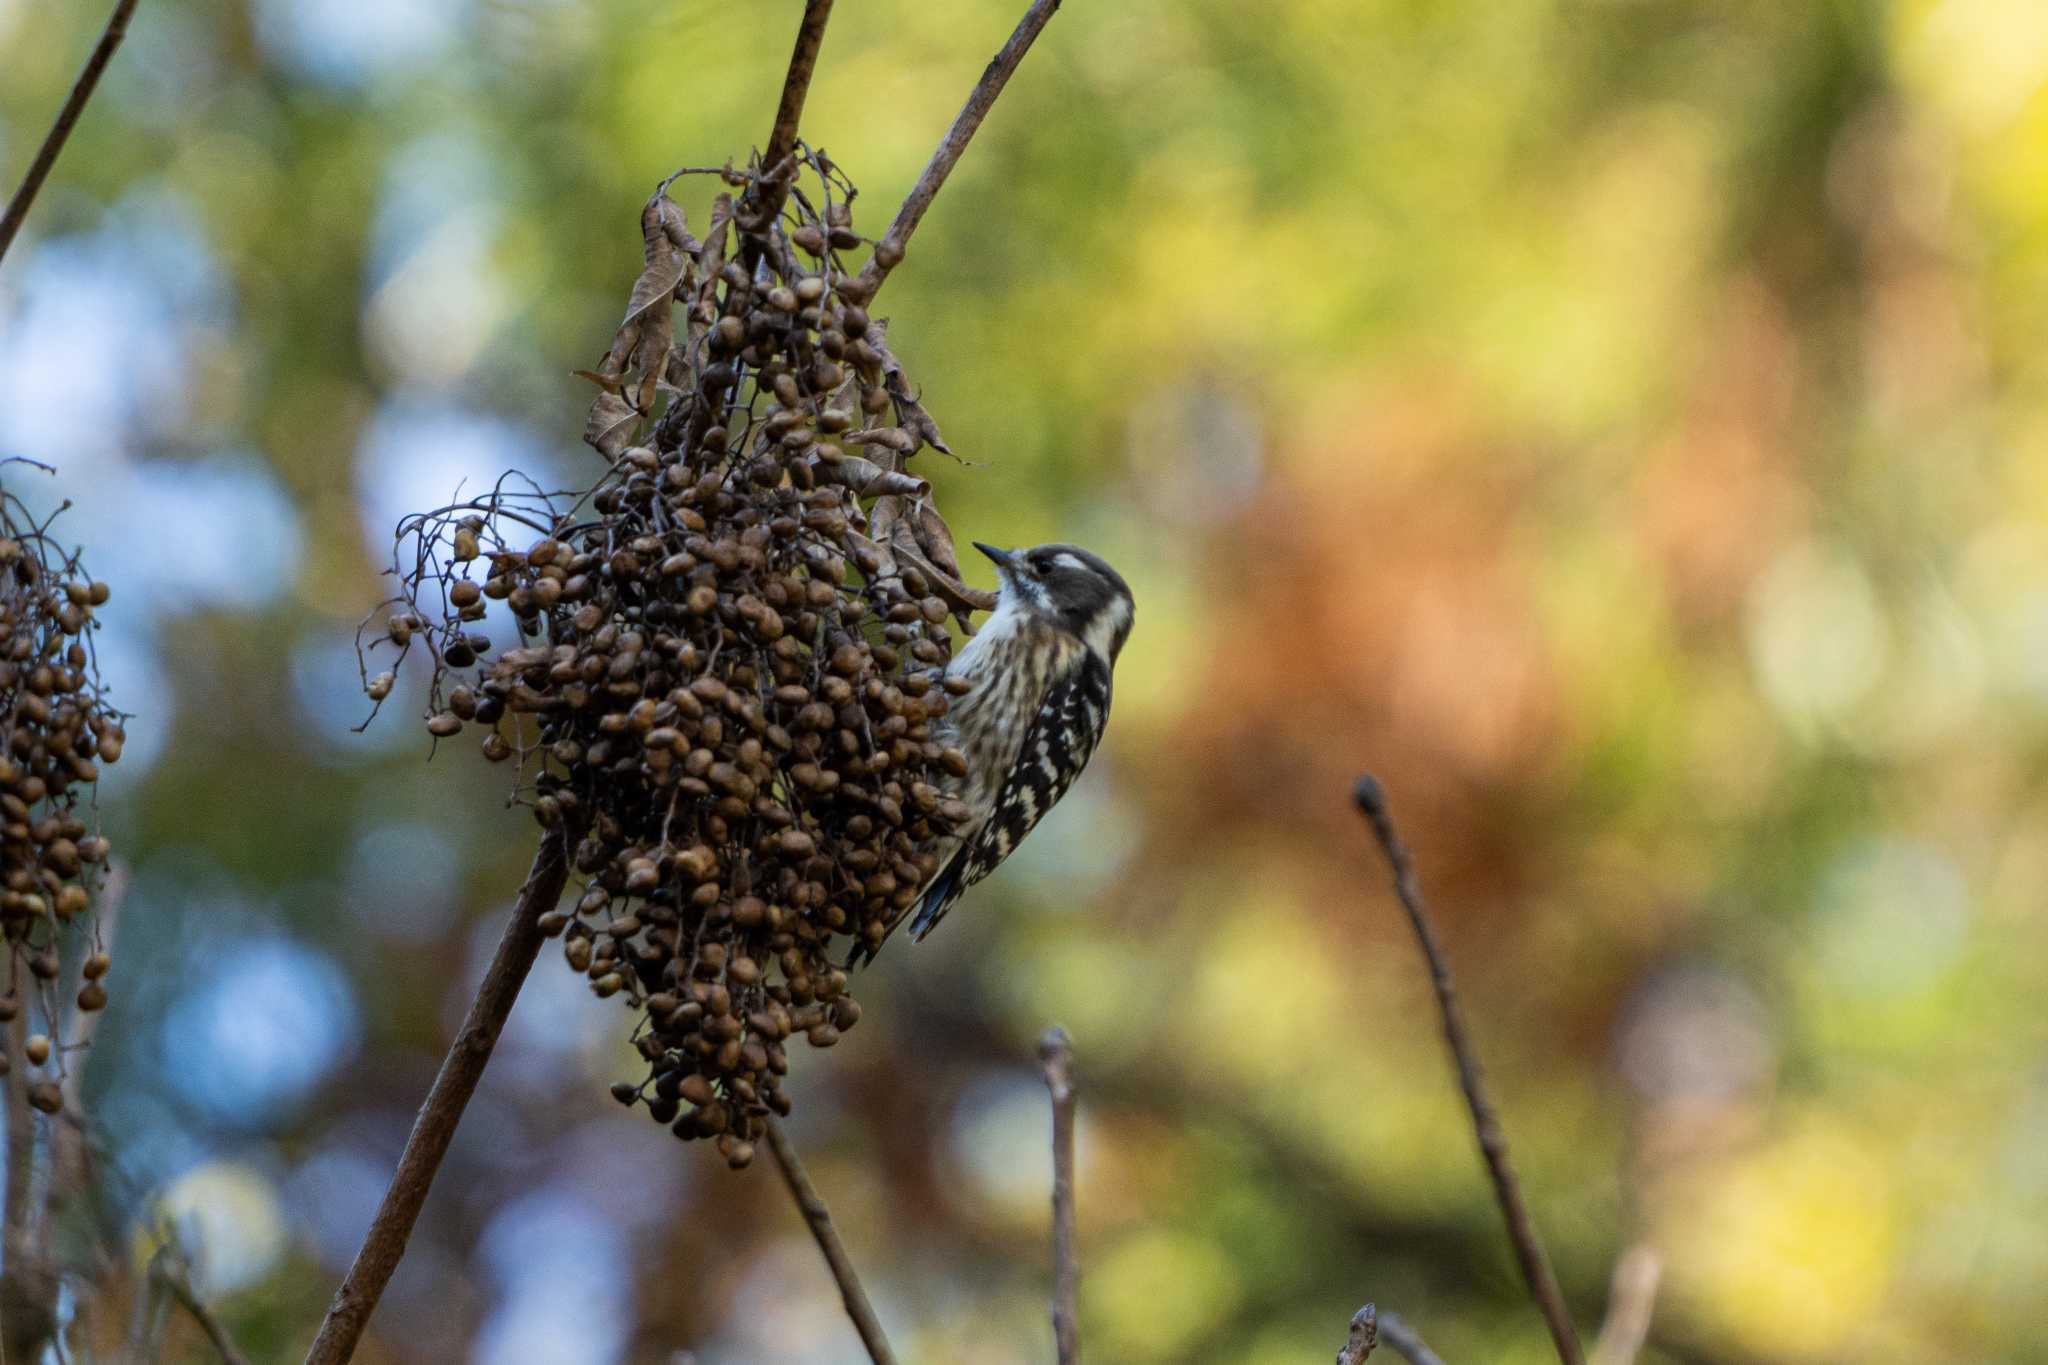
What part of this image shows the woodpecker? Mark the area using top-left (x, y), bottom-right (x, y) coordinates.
top-left (853, 541), bottom-right (1133, 963)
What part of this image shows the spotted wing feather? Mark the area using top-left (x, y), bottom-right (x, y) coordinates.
top-left (907, 652), bottom-right (1113, 941)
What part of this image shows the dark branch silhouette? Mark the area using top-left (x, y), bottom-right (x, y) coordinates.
top-left (303, 828), bottom-right (572, 1364)
top-left (0, 0), bottom-right (141, 267)
top-left (763, 0), bottom-right (836, 179)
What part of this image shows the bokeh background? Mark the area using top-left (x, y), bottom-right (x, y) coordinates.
top-left (5, 0), bottom-right (2048, 1361)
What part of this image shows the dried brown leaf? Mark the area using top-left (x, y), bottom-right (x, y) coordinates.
top-left (593, 193), bottom-right (692, 411)
top-left (843, 427), bottom-right (916, 456)
top-left (906, 496), bottom-right (969, 584)
top-left (814, 457), bottom-right (929, 500)
top-left (859, 320), bottom-right (958, 461)
top-left (584, 392), bottom-right (639, 458)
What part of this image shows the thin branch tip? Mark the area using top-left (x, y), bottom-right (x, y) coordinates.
top-left (1351, 776), bottom-right (1584, 1365)
top-left (1378, 1312), bottom-right (1449, 1365)
top-left (1351, 771), bottom-right (1388, 817)
top-left (1337, 1303), bottom-right (1379, 1365)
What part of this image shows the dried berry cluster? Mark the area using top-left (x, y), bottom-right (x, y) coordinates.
top-left (366, 152), bottom-right (990, 1167)
top-left (0, 479), bottom-right (124, 1116)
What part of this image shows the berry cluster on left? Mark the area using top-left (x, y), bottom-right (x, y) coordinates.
top-left (0, 469), bottom-right (125, 1116)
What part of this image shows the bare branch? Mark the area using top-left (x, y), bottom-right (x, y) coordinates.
top-left (1337, 1303), bottom-right (1378, 1364)
top-left (1591, 1246), bottom-right (1661, 1365)
top-left (761, 1115), bottom-right (898, 1365)
top-left (1039, 1026), bottom-right (1079, 1365)
top-left (0, 0), bottom-right (141, 267)
top-left (1379, 1312), bottom-right (1450, 1365)
top-left (850, 0), bottom-right (1066, 304)
top-left (1351, 775), bottom-right (1584, 1365)
top-left (303, 827), bottom-right (574, 1365)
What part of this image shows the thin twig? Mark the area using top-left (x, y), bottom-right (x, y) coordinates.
top-left (302, 828), bottom-right (574, 1365)
top-left (1336, 1304), bottom-right (1378, 1364)
top-left (1590, 1246), bottom-right (1661, 1365)
top-left (1039, 1026), bottom-right (1079, 1365)
top-left (5, 1009), bottom-right (33, 1253)
top-left (1351, 775), bottom-right (1584, 1365)
top-left (762, 0), bottom-right (836, 180)
top-left (850, 0), bottom-right (1066, 304)
top-left (1379, 1312), bottom-right (1449, 1365)
top-left (761, 1115), bottom-right (898, 1365)
top-left (3, 1004), bottom-right (60, 1365)
top-left (36, 865), bottom-right (129, 1242)
top-left (152, 1250), bottom-right (253, 1365)
top-left (0, 0), bottom-right (141, 267)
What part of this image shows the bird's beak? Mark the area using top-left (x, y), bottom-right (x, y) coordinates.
top-left (973, 542), bottom-right (1018, 572)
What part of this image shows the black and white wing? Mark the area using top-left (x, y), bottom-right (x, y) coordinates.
top-left (906, 651), bottom-right (1114, 941)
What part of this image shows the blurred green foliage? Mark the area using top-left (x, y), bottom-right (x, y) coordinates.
top-left (5, 0), bottom-right (2048, 1361)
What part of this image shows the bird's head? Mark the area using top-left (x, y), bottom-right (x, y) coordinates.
top-left (974, 541), bottom-right (1134, 665)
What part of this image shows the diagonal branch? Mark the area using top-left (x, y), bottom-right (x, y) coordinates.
top-left (0, 0), bottom-right (141, 268)
top-left (849, 0), bottom-right (1066, 304)
top-left (302, 827), bottom-right (574, 1365)
top-left (1039, 1026), bottom-right (1079, 1365)
top-left (1351, 775), bottom-right (1584, 1365)
top-left (762, 1114), bottom-right (898, 1365)
top-left (153, 1249), bottom-right (254, 1365)
top-left (1378, 1311), bottom-right (1450, 1365)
